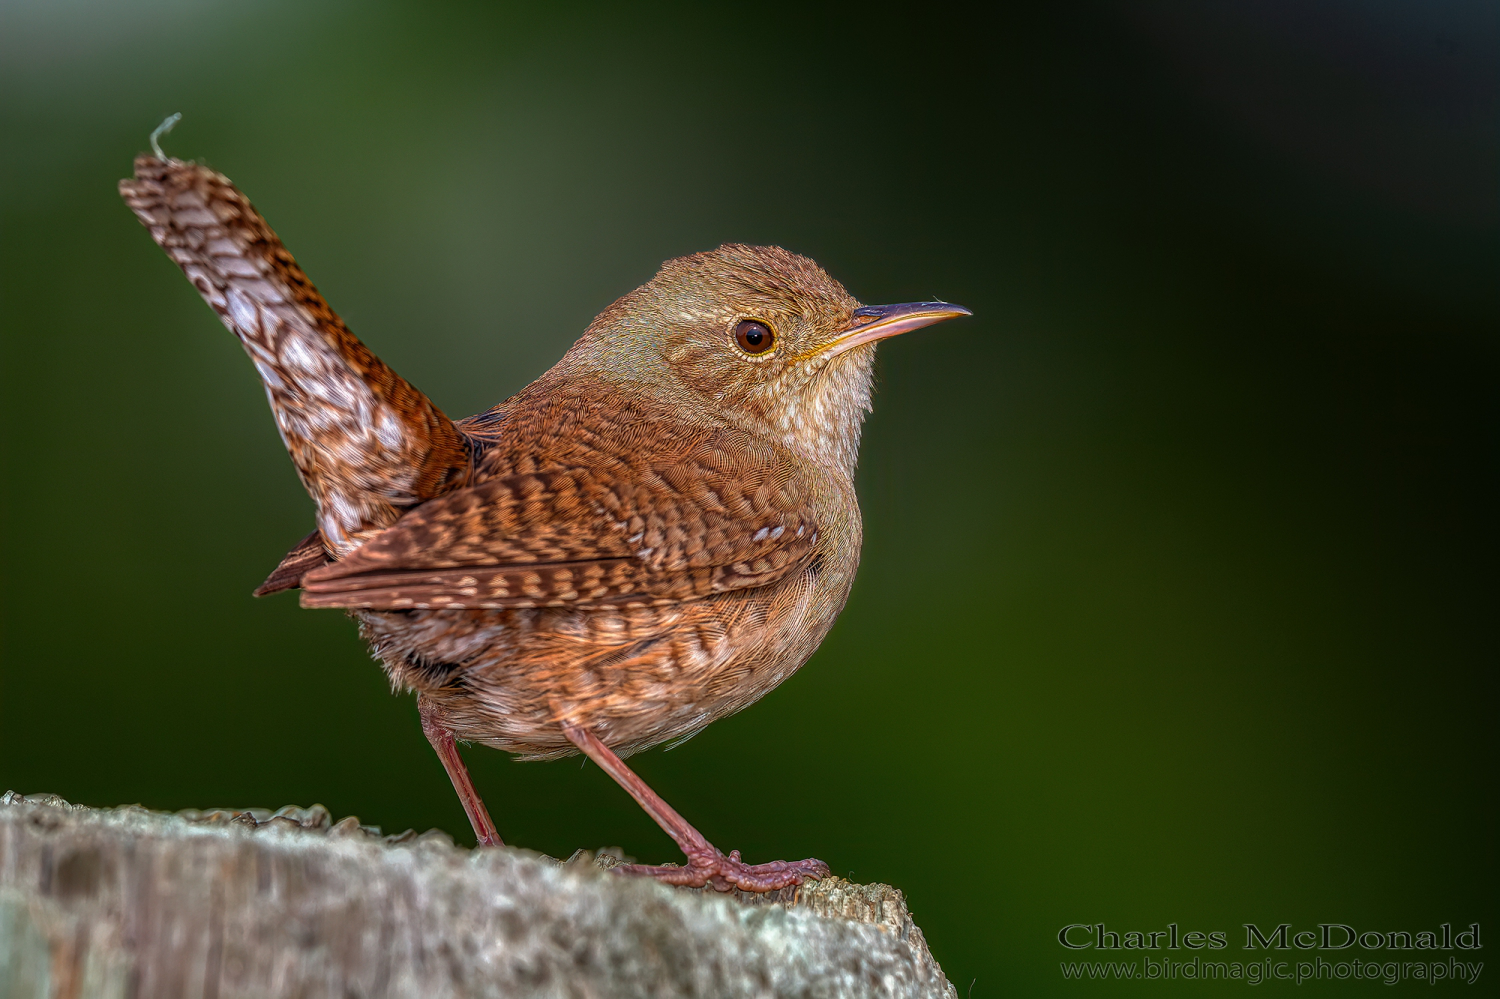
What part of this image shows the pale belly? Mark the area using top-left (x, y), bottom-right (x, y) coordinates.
top-left (355, 549), bottom-right (856, 759)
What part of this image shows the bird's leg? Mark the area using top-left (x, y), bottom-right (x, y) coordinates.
top-left (419, 699), bottom-right (502, 847)
top-left (559, 720), bottom-right (828, 892)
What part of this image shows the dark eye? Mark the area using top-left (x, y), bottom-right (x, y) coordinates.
top-left (733, 319), bottom-right (776, 355)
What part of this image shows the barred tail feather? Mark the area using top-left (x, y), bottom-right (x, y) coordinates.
top-left (120, 156), bottom-right (470, 554)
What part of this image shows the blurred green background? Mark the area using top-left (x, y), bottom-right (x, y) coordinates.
top-left (1, 1), bottom-right (1495, 993)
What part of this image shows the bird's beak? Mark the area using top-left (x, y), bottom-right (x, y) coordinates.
top-left (819, 302), bottom-right (972, 360)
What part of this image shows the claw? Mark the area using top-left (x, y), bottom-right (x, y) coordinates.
top-left (613, 849), bottom-right (829, 892)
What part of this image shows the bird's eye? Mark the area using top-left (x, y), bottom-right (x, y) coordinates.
top-left (733, 319), bottom-right (776, 356)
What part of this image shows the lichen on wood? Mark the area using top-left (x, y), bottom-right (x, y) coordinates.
top-left (0, 792), bottom-right (953, 998)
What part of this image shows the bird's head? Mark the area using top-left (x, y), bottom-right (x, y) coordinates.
top-left (551, 244), bottom-right (970, 477)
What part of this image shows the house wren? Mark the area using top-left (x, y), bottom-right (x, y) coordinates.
top-left (119, 150), bottom-right (969, 892)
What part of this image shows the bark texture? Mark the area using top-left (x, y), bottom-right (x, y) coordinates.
top-left (0, 793), bottom-right (953, 999)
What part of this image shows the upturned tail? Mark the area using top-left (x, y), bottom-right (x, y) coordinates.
top-left (120, 156), bottom-right (471, 556)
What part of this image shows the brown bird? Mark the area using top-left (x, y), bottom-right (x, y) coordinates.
top-left (119, 146), bottom-right (969, 892)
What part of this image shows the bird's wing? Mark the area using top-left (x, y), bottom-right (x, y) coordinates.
top-left (299, 427), bottom-right (820, 610)
top-left (119, 156), bottom-right (471, 556)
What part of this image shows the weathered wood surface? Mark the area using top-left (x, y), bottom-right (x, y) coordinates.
top-left (0, 792), bottom-right (953, 999)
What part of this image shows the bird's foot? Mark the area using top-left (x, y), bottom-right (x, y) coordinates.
top-left (614, 847), bottom-right (829, 892)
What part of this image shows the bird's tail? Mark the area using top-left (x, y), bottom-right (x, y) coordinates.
top-left (120, 156), bottom-right (471, 556)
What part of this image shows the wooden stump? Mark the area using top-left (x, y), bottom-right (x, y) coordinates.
top-left (0, 792), bottom-right (953, 998)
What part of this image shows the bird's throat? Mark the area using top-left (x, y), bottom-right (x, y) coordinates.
top-left (763, 345), bottom-right (877, 482)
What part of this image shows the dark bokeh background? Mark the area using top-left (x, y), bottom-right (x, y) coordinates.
top-left (2, 1), bottom-right (1495, 993)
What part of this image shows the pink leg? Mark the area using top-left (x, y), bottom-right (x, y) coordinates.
top-left (419, 699), bottom-right (502, 847)
top-left (560, 720), bottom-right (828, 892)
